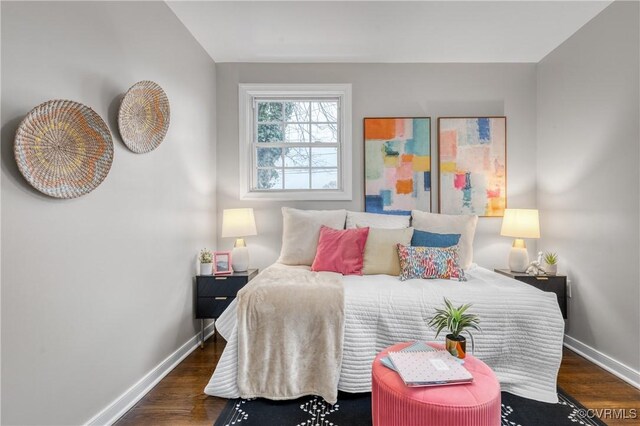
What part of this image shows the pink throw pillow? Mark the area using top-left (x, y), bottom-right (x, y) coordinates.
top-left (311, 226), bottom-right (370, 275)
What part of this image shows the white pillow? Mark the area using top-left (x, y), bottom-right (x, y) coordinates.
top-left (278, 207), bottom-right (347, 266)
top-left (410, 210), bottom-right (478, 270)
top-left (346, 211), bottom-right (410, 229)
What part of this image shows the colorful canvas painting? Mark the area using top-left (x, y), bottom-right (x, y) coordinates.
top-left (364, 118), bottom-right (431, 215)
top-left (438, 117), bottom-right (506, 217)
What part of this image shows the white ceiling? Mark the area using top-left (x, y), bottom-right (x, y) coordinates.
top-left (167, 1), bottom-right (611, 63)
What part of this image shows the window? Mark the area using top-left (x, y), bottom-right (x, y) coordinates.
top-left (239, 84), bottom-right (352, 200)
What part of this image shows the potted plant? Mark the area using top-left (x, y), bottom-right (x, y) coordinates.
top-left (428, 298), bottom-right (481, 359)
top-left (544, 252), bottom-right (558, 275)
top-left (199, 249), bottom-right (213, 275)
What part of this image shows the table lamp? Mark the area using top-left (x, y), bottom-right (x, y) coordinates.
top-left (500, 208), bottom-right (540, 272)
top-left (221, 208), bottom-right (257, 272)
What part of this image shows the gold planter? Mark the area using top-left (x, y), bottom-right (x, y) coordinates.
top-left (446, 334), bottom-right (467, 359)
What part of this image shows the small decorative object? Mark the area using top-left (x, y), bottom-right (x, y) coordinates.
top-left (214, 251), bottom-right (233, 275)
top-left (199, 249), bottom-right (213, 275)
top-left (364, 117), bottom-right (431, 215)
top-left (428, 298), bottom-right (481, 359)
top-left (118, 80), bottom-right (170, 153)
top-left (525, 251), bottom-right (546, 276)
top-left (438, 117), bottom-right (506, 216)
top-left (221, 208), bottom-right (258, 272)
top-left (544, 252), bottom-right (558, 275)
top-left (14, 99), bottom-right (114, 198)
top-left (500, 208), bottom-right (540, 272)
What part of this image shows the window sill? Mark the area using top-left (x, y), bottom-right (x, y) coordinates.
top-left (240, 189), bottom-right (352, 201)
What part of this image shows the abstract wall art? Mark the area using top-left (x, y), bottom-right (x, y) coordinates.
top-left (364, 117), bottom-right (431, 215)
top-left (438, 117), bottom-right (506, 217)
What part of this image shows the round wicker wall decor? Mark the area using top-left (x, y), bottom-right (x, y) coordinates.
top-left (14, 100), bottom-right (114, 199)
top-left (118, 80), bottom-right (170, 153)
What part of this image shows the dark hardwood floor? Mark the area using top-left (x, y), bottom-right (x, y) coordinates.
top-left (117, 333), bottom-right (640, 425)
top-left (558, 349), bottom-right (640, 425)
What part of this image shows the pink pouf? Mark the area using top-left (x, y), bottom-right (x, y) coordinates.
top-left (372, 342), bottom-right (501, 426)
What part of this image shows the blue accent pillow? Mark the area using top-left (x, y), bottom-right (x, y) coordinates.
top-left (411, 230), bottom-right (461, 248)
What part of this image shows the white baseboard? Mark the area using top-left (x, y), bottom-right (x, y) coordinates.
top-left (85, 321), bottom-right (217, 426)
top-left (564, 334), bottom-right (640, 389)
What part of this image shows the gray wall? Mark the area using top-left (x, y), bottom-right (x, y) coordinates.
top-left (1, 2), bottom-right (216, 424)
top-left (216, 63), bottom-right (538, 271)
top-left (537, 1), bottom-right (640, 371)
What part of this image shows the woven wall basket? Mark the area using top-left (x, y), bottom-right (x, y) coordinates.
top-left (118, 80), bottom-right (170, 153)
top-left (14, 100), bottom-right (114, 199)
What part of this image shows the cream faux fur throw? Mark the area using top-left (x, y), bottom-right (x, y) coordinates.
top-left (236, 265), bottom-right (345, 404)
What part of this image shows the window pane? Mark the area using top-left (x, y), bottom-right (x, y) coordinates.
top-left (257, 102), bottom-right (283, 122)
top-left (311, 123), bottom-right (337, 143)
top-left (284, 147), bottom-right (310, 167)
top-left (284, 169), bottom-right (310, 190)
top-left (311, 101), bottom-right (338, 122)
top-left (311, 168), bottom-right (338, 189)
top-left (284, 123), bottom-right (309, 143)
top-left (284, 101), bottom-right (310, 122)
top-left (257, 124), bottom-right (283, 142)
top-left (311, 147), bottom-right (338, 167)
top-left (256, 168), bottom-right (282, 189)
top-left (257, 147), bottom-right (283, 167)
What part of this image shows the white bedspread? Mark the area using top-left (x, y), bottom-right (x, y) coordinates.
top-left (205, 264), bottom-right (565, 403)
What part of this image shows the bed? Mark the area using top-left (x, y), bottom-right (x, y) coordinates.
top-left (204, 263), bottom-right (565, 404)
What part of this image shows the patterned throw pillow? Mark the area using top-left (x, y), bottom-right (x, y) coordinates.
top-left (397, 244), bottom-right (466, 281)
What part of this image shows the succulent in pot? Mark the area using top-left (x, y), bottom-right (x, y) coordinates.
top-left (544, 252), bottom-right (558, 275)
top-left (199, 249), bottom-right (214, 275)
top-left (428, 298), bottom-right (481, 359)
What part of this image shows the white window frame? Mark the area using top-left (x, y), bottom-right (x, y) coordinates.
top-left (239, 84), bottom-right (352, 201)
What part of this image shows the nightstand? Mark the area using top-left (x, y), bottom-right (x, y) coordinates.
top-left (494, 269), bottom-right (567, 318)
top-left (196, 269), bottom-right (258, 347)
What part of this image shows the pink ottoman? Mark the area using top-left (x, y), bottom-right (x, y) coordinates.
top-left (372, 342), bottom-right (501, 426)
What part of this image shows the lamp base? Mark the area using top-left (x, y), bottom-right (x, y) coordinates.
top-left (231, 239), bottom-right (249, 272)
top-left (508, 239), bottom-right (529, 272)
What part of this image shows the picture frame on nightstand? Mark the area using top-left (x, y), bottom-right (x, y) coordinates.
top-left (214, 251), bottom-right (232, 275)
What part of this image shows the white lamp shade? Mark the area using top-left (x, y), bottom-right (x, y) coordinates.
top-left (500, 209), bottom-right (540, 239)
top-left (221, 208), bottom-right (257, 238)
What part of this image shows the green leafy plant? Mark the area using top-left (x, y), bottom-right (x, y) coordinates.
top-left (428, 298), bottom-right (481, 346)
top-left (544, 252), bottom-right (558, 265)
top-left (199, 249), bottom-right (213, 264)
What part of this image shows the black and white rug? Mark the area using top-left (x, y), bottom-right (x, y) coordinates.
top-left (214, 389), bottom-right (606, 426)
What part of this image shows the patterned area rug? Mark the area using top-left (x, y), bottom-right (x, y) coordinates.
top-left (214, 389), bottom-right (606, 426)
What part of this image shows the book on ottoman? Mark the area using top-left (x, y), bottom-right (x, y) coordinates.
top-left (387, 350), bottom-right (474, 387)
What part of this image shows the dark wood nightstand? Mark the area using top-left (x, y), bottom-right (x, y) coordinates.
top-left (196, 269), bottom-right (258, 347)
top-left (494, 269), bottom-right (567, 319)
